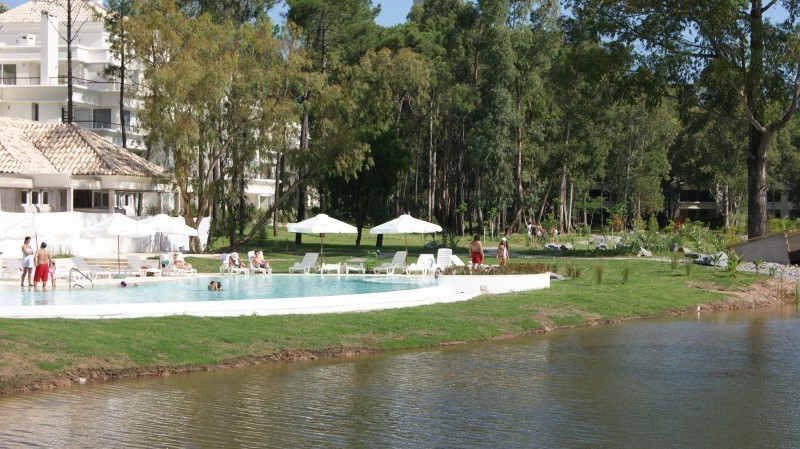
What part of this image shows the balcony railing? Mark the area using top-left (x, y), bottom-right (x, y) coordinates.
top-left (0, 76), bottom-right (40, 86)
top-left (70, 119), bottom-right (141, 134)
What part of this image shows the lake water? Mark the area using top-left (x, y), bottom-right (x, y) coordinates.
top-left (1, 305), bottom-right (798, 448)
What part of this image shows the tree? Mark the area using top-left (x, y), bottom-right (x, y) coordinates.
top-left (44, 0), bottom-right (93, 123)
top-left (130, 0), bottom-right (302, 252)
top-left (104, 0), bottom-right (134, 149)
top-left (568, 0), bottom-right (800, 237)
top-left (285, 0), bottom-right (379, 245)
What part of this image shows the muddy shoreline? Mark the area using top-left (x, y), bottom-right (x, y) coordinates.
top-left (3, 277), bottom-right (792, 396)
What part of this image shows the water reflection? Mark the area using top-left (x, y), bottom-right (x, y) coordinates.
top-left (1, 306), bottom-right (799, 448)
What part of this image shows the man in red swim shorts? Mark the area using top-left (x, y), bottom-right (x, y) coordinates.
top-left (469, 235), bottom-right (484, 272)
top-left (33, 242), bottom-right (53, 288)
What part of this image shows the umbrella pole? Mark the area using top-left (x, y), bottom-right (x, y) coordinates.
top-left (117, 236), bottom-right (121, 275)
top-left (405, 233), bottom-right (408, 252)
top-left (320, 234), bottom-right (324, 266)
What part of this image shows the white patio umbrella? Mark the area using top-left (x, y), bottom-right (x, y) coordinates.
top-left (141, 214), bottom-right (199, 251)
top-left (370, 214), bottom-right (443, 251)
top-left (82, 214), bottom-right (155, 273)
top-left (287, 214), bottom-right (357, 264)
top-left (5, 213), bottom-right (80, 246)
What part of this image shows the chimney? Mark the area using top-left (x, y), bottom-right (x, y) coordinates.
top-left (40, 11), bottom-right (58, 86)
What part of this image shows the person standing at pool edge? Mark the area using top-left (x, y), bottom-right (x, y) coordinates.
top-left (469, 235), bottom-right (484, 272)
top-left (33, 242), bottom-right (52, 288)
top-left (20, 236), bottom-right (34, 287)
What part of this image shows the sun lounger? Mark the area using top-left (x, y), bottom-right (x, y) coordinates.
top-left (127, 255), bottom-right (162, 277)
top-left (320, 263), bottom-right (341, 274)
top-left (2, 258), bottom-right (23, 278)
top-left (345, 263), bottom-right (366, 274)
top-left (223, 252), bottom-right (249, 275)
top-left (70, 257), bottom-right (113, 279)
top-left (288, 253), bottom-right (319, 274)
top-left (405, 254), bottom-right (435, 275)
top-left (248, 251), bottom-right (271, 275)
top-left (435, 248), bottom-right (453, 271)
top-left (450, 254), bottom-right (466, 267)
top-left (164, 253), bottom-right (197, 276)
top-left (372, 251), bottom-right (407, 275)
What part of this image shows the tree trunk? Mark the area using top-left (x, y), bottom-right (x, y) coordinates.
top-left (296, 106), bottom-right (310, 245)
top-left (746, 128), bottom-right (770, 238)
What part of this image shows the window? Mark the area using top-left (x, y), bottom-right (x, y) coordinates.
top-left (122, 110), bottom-right (131, 131)
top-left (42, 191), bottom-right (49, 205)
top-left (32, 103), bottom-right (39, 121)
top-left (2, 64), bottom-right (16, 85)
top-left (93, 191), bottom-right (109, 208)
top-left (72, 109), bottom-right (92, 128)
top-left (74, 190), bottom-right (92, 208)
top-left (21, 190), bottom-right (28, 205)
top-left (93, 109), bottom-right (112, 129)
top-left (32, 191), bottom-right (39, 204)
top-left (116, 193), bottom-right (129, 208)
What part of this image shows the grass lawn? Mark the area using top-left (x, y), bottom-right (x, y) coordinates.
top-left (0, 257), bottom-right (776, 395)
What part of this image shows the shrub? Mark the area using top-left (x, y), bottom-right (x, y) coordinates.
top-left (685, 260), bottom-right (693, 276)
top-left (444, 262), bottom-right (548, 275)
top-left (622, 262), bottom-right (631, 284)
top-left (753, 258), bottom-right (764, 276)
top-left (670, 254), bottom-right (680, 273)
top-left (565, 263), bottom-right (581, 279)
top-left (547, 261), bottom-right (559, 274)
top-left (726, 251), bottom-right (741, 278)
top-left (595, 262), bottom-right (604, 285)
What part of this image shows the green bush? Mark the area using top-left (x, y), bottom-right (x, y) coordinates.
top-left (595, 262), bottom-right (604, 285)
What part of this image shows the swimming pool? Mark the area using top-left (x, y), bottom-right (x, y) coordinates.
top-left (2, 275), bottom-right (437, 307)
top-left (0, 273), bottom-right (549, 319)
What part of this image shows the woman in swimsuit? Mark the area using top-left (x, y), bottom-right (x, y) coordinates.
top-left (21, 236), bottom-right (34, 286)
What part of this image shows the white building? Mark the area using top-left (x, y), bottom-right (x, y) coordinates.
top-left (0, 0), bottom-right (145, 152)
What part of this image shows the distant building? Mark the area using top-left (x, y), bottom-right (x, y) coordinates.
top-left (0, 116), bottom-right (170, 215)
top-left (0, 0), bottom-right (146, 153)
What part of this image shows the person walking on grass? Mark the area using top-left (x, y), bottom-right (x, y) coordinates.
top-left (497, 237), bottom-right (509, 268)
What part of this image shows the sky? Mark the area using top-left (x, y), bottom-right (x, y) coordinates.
top-left (1, 0), bottom-right (416, 27)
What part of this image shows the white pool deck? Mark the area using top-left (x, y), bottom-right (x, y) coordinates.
top-left (0, 273), bottom-right (551, 319)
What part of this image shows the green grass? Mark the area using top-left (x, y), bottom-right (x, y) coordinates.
top-left (0, 258), bottom-right (769, 394)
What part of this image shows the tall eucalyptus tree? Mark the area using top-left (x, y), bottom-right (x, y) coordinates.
top-left (567, 0), bottom-right (800, 237)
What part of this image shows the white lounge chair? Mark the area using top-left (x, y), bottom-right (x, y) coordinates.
top-left (345, 263), bottom-right (366, 274)
top-left (450, 254), bottom-right (466, 267)
top-left (405, 254), bottom-right (435, 275)
top-left (224, 252), bottom-right (249, 275)
top-left (435, 248), bottom-right (453, 271)
top-left (248, 251), bottom-right (271, 275)
top-left (164, 253), bottom-right (197, 276)
top-left (3, 258), bottom-right (23, 279)
top-left (320, 263), bottom-right (341, 274)
top-left (127, 255), bottom-right (162, 277)
top-left (288, 253), bottom-right (319, 274)
top-left (372, 251), bottom-right (407, 275)
top-left (70, 257), bottom-right (113, 279)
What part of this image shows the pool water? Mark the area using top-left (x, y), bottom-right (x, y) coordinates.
top-left (4, 276), bottom-right (437, 307)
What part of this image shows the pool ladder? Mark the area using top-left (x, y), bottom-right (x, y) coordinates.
top-left (69, 268), bottom-right (94, 289)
